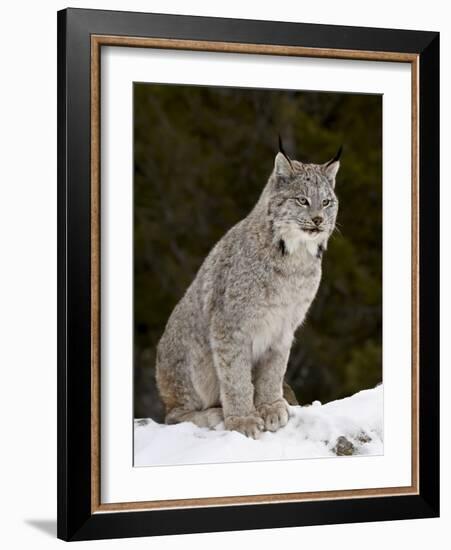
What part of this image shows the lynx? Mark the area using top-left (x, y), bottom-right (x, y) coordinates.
top-left (156, 141), bottom-right (341, 438)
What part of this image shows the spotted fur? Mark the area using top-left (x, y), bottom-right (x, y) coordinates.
top-left (155, 147), bottom-right (340, 438)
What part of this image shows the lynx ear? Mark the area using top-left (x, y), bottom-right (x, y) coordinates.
top-left (275, 152), bottom-right (293, 177)
top-left (275, 135), bottom-right (293, 178)
top-left (323, 145), bottom-right (342, 185)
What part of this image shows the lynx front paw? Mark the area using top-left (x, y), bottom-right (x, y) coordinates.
top-left (257, 400), bottom-right (289, 432)
top-left (224, 414), bottom-right (264, 439)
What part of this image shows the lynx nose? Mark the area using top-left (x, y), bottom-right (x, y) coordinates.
top-left (312, 216), bottom-right (323, 226)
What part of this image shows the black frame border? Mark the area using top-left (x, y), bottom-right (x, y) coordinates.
top-left (57, 8), bottom-right (439, 541)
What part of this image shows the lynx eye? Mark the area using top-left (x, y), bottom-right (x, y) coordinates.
top-left (296, 197), bottom-right (309, 206)
top-left (322, 199), bottom-right (331, 207)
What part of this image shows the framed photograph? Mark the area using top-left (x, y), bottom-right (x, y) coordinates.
top-left (57, 8), bottom-right (439, 541)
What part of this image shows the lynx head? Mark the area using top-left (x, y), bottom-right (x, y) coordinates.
top-left (267, 140), bottom-right (341, 256)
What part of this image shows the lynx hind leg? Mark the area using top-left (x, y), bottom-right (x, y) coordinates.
top-left (166, 407), bottom-right (224, 429)
top-left (283, 380), bottom-right (299, 406)
top-left (156, 354), bottom-right (223, 429)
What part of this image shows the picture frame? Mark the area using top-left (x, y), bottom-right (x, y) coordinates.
top-left (57, 7), bottom-right (439, 541)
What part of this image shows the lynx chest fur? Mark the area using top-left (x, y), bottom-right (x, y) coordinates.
top-left (156, 142), bottom-right (340, 438)
top-left (250, 248), bottom-right (322, 362)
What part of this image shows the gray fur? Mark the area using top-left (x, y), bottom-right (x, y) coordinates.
top-left (156, 149), bottom-right (340, 438)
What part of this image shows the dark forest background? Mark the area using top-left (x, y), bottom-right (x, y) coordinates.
top-left (133, 83), bottom-right (382, 421)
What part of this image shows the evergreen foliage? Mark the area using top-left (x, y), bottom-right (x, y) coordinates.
top-left (133, 83), bottom-right (382, 420)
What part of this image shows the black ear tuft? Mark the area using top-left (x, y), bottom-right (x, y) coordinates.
top-left (278, 134), bottom-right (293, 170)
top-left (326, 145), bottom-right (343, 167)
top-left (278, 134), bottom-right (285, 155)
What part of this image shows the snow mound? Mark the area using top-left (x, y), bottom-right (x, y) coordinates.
top-left (134, 385), bottom-right (383, 467)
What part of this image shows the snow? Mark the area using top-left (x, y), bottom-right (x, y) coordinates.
top-left (134, 385), bottom-right (383, 467)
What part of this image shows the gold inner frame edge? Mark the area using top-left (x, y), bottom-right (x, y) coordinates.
top-left (90, 35), bottom-right (420, 514)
